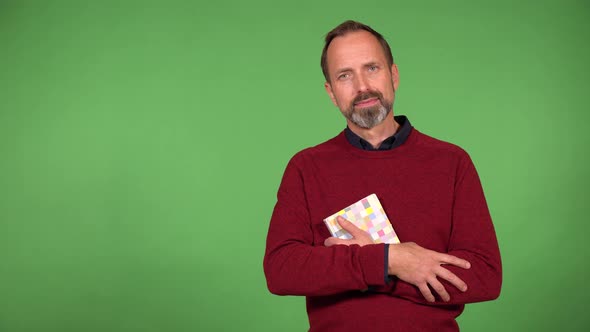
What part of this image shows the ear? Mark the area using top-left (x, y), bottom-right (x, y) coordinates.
top-left (324, 81), bottom-right (338, 107)
top-left (390, 64), bottom-right (400, 91)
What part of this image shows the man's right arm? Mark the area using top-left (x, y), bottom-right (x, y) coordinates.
top-left (263, 157), bottom-right (387, 296)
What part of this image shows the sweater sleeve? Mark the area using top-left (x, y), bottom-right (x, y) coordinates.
top-left (390, 152), bottom-right (502, 305)
top-left (263, 156), bottom-right (387, 296)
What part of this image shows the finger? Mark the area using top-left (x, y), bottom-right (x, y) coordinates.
top-left (438, 253), bottom-right (471, 269)
top-left (324, 237), bottom-right (355, 247)
top-left (428, 277), bottom-right (450, 302)
top-left (324, 237), bottom-right (340, 247)
top-left (436, 266), bottom-right (468, 292)
top-left (336, 216), bottom-right (364, 237)
top-left (417, 283), bottom-right (435, 303)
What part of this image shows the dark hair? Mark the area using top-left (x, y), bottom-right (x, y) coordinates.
top-left (321, 20), bottom-right (394, 82)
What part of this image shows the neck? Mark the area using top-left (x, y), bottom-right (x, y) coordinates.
top-left (347, 112), bottom-right (399, 149)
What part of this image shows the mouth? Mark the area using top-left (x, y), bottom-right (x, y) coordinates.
top-left (354, 98), bottom-right (379, 107)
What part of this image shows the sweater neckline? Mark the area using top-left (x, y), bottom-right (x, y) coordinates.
top-left (336, 128), bottom-right (418, 159)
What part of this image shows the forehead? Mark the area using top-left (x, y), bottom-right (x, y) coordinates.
top-left (326, 30), bottom-right (387, 71)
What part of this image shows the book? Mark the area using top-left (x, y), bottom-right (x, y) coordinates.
top-left (323, 193), bottom-right (400, 244)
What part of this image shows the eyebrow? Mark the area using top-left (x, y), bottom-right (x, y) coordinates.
top-left (334, 61), bottom-right (381, 76)
top-left (364, 61), bottom-right (379, 68)
top-left (335, 67), bottom-right (353, 76)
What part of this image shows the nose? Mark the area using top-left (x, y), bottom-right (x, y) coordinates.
top-left (354, 73), bottom-right (370, 93)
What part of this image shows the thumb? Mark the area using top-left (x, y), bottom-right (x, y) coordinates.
top-left (337, 216), bottom-right (363, 238)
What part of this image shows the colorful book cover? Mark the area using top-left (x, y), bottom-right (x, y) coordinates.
top-left (323, 193), bottom-right (400, 244)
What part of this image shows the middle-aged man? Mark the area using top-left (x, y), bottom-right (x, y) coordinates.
top-left (263, 20), bottom-right (502, 332)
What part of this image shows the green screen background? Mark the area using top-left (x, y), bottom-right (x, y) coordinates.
top-left (1, 0), bottom-right (588, 331)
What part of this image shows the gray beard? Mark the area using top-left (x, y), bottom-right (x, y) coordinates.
top-left (346, 102), bottom-right (391, 129)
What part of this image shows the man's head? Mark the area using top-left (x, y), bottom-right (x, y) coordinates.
top-left (321, 21), bottom-right (399, 129)
top-left (321, 21), bottom-right (394, 83)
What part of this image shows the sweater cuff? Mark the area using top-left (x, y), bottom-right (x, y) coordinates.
top-left (359, 243), bottom-right (387, 286)
top-left (384, 243), bottom-right (390, 284)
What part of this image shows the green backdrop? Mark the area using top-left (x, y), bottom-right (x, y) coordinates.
top-left (1, 0), bottom-right (588, 331)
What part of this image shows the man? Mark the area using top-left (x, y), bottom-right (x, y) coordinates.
top-left (263, 20), bottom-right (501, 332)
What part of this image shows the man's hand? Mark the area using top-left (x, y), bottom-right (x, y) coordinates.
top-left (388, 242), bottom-right (471, 303)
top-left (324, 216), bottom-right (373, 247)
top-left (324, 218), bottom-right (471, 303)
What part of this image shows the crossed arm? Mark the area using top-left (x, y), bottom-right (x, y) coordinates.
top-left (326, 216), bottom-right (470, 303)
top-left (264, 156), bottom-right (502, 305)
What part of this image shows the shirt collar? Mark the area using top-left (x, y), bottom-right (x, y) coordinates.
top-left (344, 115), bottom-right (412, 151)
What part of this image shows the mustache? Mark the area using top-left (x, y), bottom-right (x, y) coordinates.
top-left (352, 91), bottom-right (383, 105)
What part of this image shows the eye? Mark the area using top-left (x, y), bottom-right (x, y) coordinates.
top-left (337, 73), bottom-right (350, 80)
top-left (368, 65), bottom-right (378, 72)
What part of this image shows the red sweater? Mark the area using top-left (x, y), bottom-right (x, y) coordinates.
top-left (264, 128), bottom-right (502, 332)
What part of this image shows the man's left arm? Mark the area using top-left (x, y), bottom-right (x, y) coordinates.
top-left (327, 152), bottom-right (502, 305)
top-left (389, 152), bottom-right (502, 305)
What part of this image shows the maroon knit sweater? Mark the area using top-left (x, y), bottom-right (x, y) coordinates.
top-left (264, 128), bottom-right (502, 332)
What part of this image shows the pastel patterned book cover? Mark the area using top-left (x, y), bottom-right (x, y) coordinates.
top-left (323, 193), bottom-right (400, 244)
